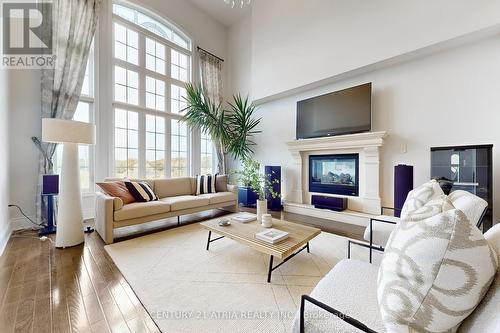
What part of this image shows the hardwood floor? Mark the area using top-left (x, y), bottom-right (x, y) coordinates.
top-left (0, 208), bottom-right (364, 333)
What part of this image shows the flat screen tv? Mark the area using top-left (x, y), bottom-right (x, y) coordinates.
top-left (296, 83), bottom-right (372, 139)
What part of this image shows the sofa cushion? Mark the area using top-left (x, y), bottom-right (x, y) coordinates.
top-left (400, 179), bottom-right (444, 220)
top-left (198, 192), bottom-right (237, 205)
top-left (378, 207), bottom-right (498, 332)
top-left (160, 195), bottom-right (209, 211)
top-left (114, 201), bottom-right (171, 221)
top-left (292, 259), bottom-right (386, 333)
top-left (459, 223), bottom-right (500, 332)
top-left (448, 190), bottom-right (488, 226)
top-left (153, 177), bottom-right (195, 198)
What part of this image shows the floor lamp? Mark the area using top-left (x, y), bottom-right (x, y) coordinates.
top-left (42, 118), bottom-right (96, 248)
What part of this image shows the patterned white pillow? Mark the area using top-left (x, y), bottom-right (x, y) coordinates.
top-left (400, 179), bottom-right (444, 220)
top-left (378, 199), bottom-right (498, 333)
top-left (403, 194), bottom-right (454, 222)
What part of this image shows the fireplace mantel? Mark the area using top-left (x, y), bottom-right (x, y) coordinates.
top-left (285, 131), bottom-right (387, 216)
top-left (286, 131), bottom-right (387, 159)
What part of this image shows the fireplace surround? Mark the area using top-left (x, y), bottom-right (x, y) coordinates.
top-left (286, 131), bottom-right (387, 219)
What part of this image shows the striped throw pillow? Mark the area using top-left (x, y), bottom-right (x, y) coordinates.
top-left (196, 174), bottom-right (217, 195)
top-left (124, 181), bottom-right (159, 202)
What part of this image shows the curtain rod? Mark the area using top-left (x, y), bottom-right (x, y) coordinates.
top-left (197, 46), bottom-right (224, 62)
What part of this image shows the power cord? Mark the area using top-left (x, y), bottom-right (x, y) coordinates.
top-left (8, 204), bottom-right (43, 227)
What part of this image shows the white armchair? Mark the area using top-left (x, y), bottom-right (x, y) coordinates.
top-left (363, 190), bottom-right (488, 263)
top-left (293, 222), bottom-right (500, 333)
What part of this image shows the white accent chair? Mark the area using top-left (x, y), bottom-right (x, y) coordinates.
top-left (292, 223), bottom-right (500, 333)
top-left (363, 190), bottom-right (488, 263)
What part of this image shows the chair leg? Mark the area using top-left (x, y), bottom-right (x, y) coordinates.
top-left (369, 219), bottom-right (373, 264)
top-left (177, 215), bottom-right (180, 226)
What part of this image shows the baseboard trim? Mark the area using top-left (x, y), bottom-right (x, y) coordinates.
top-left (0, 219), bottom-right (13, 256)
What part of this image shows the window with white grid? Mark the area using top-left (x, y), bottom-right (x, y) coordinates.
top-left (114, 109), bottom-right (139, 178)
top-left (112, 3), bottom-right (192, 179)
top-left (146, 115), bottom-right (165, 179)
top-left (145, 37), bottom-right (165, 75)
top-left (201, 131), bottom-right (214, 175)
top-left (114, 23), bottom-right (139, 65)
top-left (170, 84), bottom-right (186, 114)
top-left (171, 119), bottom-right (188, 177)
top-left (145, 76), bottom-right (165, 111)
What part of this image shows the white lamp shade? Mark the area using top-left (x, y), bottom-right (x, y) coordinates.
top-left (42, 118), bottom-right (95, 145)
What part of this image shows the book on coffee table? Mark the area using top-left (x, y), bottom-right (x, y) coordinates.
top-left (230, 212), bottom-right (257, 223)
top-left (255, 229), bottom-right (289, 244)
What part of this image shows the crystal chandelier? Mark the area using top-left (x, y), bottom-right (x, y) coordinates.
top-left (224, 0), bottom-right (251, 9)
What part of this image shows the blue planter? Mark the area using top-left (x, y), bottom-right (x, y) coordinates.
top-left (238, 186), bottom-right (257, 207)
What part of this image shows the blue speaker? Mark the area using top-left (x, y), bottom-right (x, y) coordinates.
top-left (265, 166), bottom-right (281, 211)
top-left (394, 165), bottom-right (413, 217)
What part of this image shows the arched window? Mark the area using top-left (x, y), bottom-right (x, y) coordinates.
top-left (111, 3), bottom-right (192, 178)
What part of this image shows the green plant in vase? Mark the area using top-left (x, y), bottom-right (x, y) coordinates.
top-left (236, 159), bottom-right (280, 222)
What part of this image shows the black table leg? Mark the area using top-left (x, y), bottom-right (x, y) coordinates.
top-left (267, 255), bottom-right (274, 283)
top-left (206, 231), bottom-right (212, 251)
top-left (306, 242), bottom-right (310, 253)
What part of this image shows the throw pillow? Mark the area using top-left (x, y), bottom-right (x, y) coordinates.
top-left (215, 174), bottom-right (228, 192)
top-left (96, 181), bottom-right (135, 204)
top-left (124, 181), bottom-right (159, 202)
top-left (196, 174), bottom-right (217, 195)
top-left (403, 194), bottom-right (454, 222)
top-left (400, 179), bottom-right (444, 220)
top-left (377, 204), bottom-right (498, 332)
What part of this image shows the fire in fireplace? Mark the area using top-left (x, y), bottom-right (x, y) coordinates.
top-left (309, 154), bottom-right (359, 196)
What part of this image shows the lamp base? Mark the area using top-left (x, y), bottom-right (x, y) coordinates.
top-left (55, 143), bottom-right (85, 248)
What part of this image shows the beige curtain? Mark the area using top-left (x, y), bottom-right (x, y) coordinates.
top-left (36, 0), bottom-right (101, 223)
top-left (198, 48), bottom-right (225, 173)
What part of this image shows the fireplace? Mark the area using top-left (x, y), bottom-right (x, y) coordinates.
top-left (309, 154), bottom-right (359, 196)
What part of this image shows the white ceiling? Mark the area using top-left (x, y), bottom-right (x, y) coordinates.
top-left (189, 0), bottom-right (251, 27)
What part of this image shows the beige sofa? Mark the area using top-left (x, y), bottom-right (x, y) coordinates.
top-left (95, 177), bottom-right (238, 244)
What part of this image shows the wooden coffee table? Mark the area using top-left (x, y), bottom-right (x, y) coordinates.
top-left (200, 216), bottom-right (321, 283)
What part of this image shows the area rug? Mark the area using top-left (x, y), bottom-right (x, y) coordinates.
top-left (105, 215), bottom-right (376, 333)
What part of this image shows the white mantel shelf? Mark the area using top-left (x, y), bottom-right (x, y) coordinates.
top-left (284, 131), bottom-right (388, 221)
top-left (286, 131), bottom-right (387, 156)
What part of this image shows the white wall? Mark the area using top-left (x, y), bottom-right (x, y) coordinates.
top-left (8, 0), bottom-right (229, 227)
top-left (247, 35), bottom-right (500, 221)
top-left (250, 0), bottom-right (500, 100)
top-left (228, 12), bottom-right (252, 97)
top-left (8, 70), bottom-right (41, 227)
top-left (0, 70), bottom-right (11, 255)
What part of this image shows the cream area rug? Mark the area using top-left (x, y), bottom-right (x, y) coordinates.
top-left (105, 215), bottom-right (378, 333)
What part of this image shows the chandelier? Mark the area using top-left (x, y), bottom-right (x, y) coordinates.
top-left (224, 0), bottom-right (251, 9)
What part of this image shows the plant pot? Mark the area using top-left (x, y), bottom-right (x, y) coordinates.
top-left (238, 186), bottom-right (257, 207)
top-left (257, 199), bottom-right (267, 223)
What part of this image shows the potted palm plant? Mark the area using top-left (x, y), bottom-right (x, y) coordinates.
top-left (181, 84), bottom-right (261, 174)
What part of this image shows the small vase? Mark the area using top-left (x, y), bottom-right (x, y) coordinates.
top-left (256, 199), bottom-right (267, 223)
top-left (261, 214), bottom-right (273, 228)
